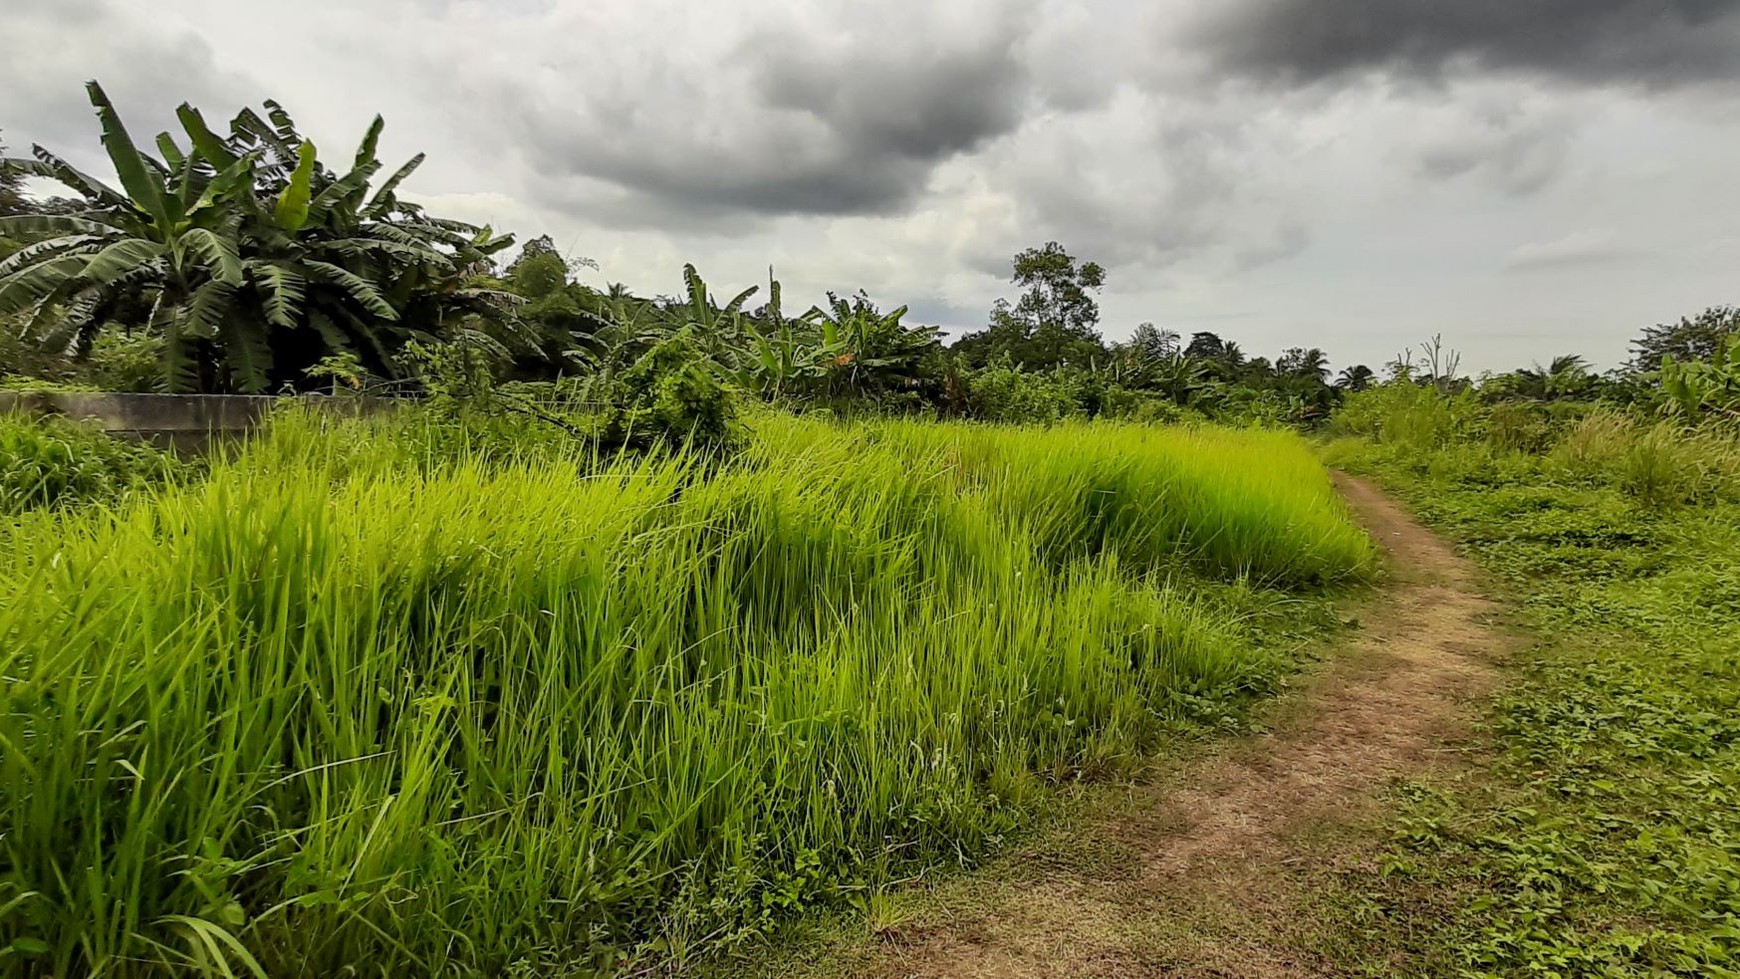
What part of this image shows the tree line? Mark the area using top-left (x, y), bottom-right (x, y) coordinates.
top-left (3, 85), bottom-right (1737, 438)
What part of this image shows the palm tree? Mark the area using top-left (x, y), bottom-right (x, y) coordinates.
top-left (1148, 353), bottom-right (1209, 405)
top-left (1279, 346), bottom-right (1331, 382)
top-left (1336, 364), bottom-right (1375, 392)
top-left (1130, 322), bottom-right (1180, 360)
top-left (1542, 353), bottom-right (1592, 399)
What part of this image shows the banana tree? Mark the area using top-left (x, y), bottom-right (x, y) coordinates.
top-left (737, 270), bottom-right (844, 401)
top-left (804, 291), bottom-right (940, 398)
top-left (1661, 342), bottom-right (1740, 418)
top-left (216, 99), bottom-right (521, 384)
top-left (1, 82), bottom-right (519, 392)
top-left (0, 82), bottom-right (262, 390)
top-left (674, 263), bottom-right (758, 367)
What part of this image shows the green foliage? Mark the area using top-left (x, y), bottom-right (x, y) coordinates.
top-left (0, 410), bottom-right (1366, 975)
top-left (304, 351), bottom-right (368, 393)
top-left (505, 236), bottom-right (572, 301)
top-left (1329, 381), bottom-right (1484, 451)
top-left (1331, 384), bottom-right (1740, 509)
top-left (579, 333), bottom-right (738, 450)
top-left (960, 360), bottom-right (1089, 424)
top-left (1660, 335), bottom-right (1740, 418)
top-left (1326, 404), bottom-right (1740, 977)
top-left (1481, 354), bottom-right (1599, 403)
top-left (1483, 401), bottom-right (1556, 453)
top-left (84, 331), bottom-right (168, 392)
top-left (0, 83), bottom-right (514, 393)
top-left (0, 414), bottom-right (176, 513)
top-left (1630, 305), bottom-right (1740, 373)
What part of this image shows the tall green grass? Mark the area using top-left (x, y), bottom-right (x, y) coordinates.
top-left (0, 410), bottom-right (1369, 975)
top-left (1326, 384), bottom-right (1740, 507)
top-left (0, 413), bottom-right (179, 514)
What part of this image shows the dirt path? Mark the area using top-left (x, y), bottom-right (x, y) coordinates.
top-left (828, 476), bottom-right (1507, 978)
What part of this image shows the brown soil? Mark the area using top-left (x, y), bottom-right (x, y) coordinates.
top-left (820, 475), bottom-right (1508, 978)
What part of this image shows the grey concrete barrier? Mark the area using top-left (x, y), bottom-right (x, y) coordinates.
top-left (0, 392), bottom-right (384, 451)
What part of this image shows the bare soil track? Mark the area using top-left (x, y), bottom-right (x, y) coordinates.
top-left (835, 475), bottom-right (1507, 978)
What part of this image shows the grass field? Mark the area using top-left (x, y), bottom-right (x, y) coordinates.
top-left (1320, 394), bottom-right (1740, 977)
top-left (0, 410), bottom-right (1369, 976)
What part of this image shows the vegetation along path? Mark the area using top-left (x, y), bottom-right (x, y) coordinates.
top-left (792, 476), bottom-right (1509, 978)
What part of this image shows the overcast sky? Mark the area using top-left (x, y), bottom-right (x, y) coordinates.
top-left (5, 0), bottom-right (1739, 373)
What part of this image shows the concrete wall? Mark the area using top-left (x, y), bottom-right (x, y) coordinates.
top-left (0, 392), bottom-right (378, 451)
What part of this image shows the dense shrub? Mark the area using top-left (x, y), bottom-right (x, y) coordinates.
top-left (1482, 401), bottom-right (1555, 453)
top-left (578, 335), bottom-right (738, 449)
top-left (0, 415), bottom-right (177, 513)
top-left (961, 362), bottom-right (1086, 423)
top-left (1330, 383), bottom-right (1483, 451)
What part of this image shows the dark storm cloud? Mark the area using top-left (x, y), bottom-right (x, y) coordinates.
top-left (510, 18), bottom-right (1033, 224)
top-left (755, 40), bottom-right (1029, 163)
top-left (1194, 0), bottom-right (1740, 89)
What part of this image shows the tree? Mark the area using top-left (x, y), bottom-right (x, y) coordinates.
top-left (804, 290), bottom-right (941, 399)
top-left (1011, 241), bottom-right (1104, 338)
top-left (0, 131), bottom-right (26, 218)
top-left (0, 84), bottom-right (261, 390)
top-left (951, 242), bottom-right (1108, 370)
top-left (506, 235), bottom-right (570, 301)
top-left (1541, 354), bottom-right (1593, 399)
top-left (0, 82), bottom-right (516, 392)
top-left (1630, 306), bottom-right (1740, 372)
top-left (1184, 332), bottom-right (1246, 366)
top-left (1335, 364), bottom-right (1375, 392)
top-left (1277, 347), bottom-right (1330, 382)
top-left (1129, 322), bottom-right (1180, 360)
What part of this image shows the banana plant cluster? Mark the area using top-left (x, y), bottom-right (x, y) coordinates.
top-left (1660, 341), bottom-right (1740, 418)
top-left (570, 263), bottom-right (942, 407)
top-left (0, 82), bottom-right (515, 392)
top-left (739, 274), bottom-right (940, 402)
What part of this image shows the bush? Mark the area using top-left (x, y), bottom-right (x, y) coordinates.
top-left (0, 415), bottom-right (177, 513)
top-left (1100, 386), bottom-right (1194, 424)
top-left (1331, 383), bottom-right (1482, 451)
top-left (962, 362), bottom-right (1084, 423)
top-left (85, 332), bottom-right (168, 393)
top-left (1482, 402), bottom-right (1554, 453)
top-left (576, 335), bottom-right (739, 449)
top-left (1547, 410), bottom-right (1634, 483)
top-left (1620, 423), bottom-right (1695, 506)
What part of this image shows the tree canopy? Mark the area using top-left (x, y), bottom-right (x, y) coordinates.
top-left (953, 242), bottom-right (1109, 370)
top-left (0, 83), bottom-right (515, 392)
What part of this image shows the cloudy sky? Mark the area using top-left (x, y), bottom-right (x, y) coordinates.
top-left (5, 0), bottom-right (1739, 373)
